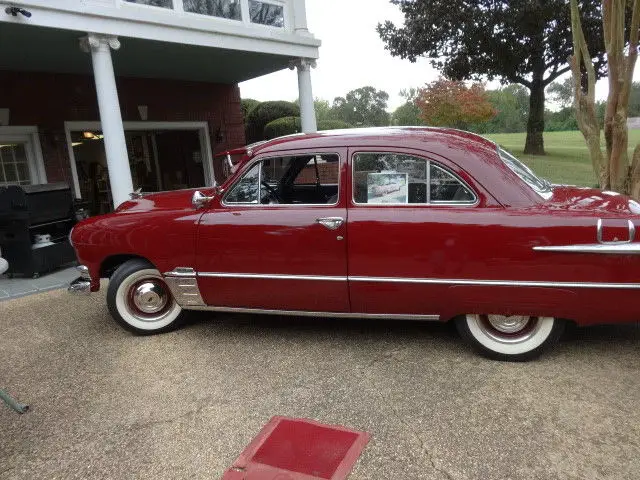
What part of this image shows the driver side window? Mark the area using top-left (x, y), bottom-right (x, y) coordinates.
top-left (224, 154), bottom-right (340, 205)
top-left (223, 162), bottom-right (261, 204)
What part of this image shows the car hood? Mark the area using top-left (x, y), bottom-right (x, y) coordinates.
top-left (115, 188), bottom-right (213, 213)
top-left (541, 185), bottom-right (640, 215)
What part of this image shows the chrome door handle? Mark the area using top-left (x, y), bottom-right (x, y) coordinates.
top-left (316, 217), bottom-right (344, 231)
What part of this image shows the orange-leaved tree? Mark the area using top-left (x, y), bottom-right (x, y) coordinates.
top-left (415, 79), bottom-right (496, 130)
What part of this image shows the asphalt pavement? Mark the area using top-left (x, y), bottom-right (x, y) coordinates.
top-left (1, 286), bottom-right (639, 479)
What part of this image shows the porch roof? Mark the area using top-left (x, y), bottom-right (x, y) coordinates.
top-left (0, 22), bottom-right (301, 84)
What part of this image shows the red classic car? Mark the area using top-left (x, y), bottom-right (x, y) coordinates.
top-left (69, 127), bottom-right (640, 361)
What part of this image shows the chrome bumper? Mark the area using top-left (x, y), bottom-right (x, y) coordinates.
top-left (68, 265), bottom-right (91, 295)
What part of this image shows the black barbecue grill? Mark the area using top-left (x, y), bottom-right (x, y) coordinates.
top-left (0, 183), bottom-right (77, 277)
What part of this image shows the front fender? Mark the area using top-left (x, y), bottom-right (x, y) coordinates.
top-left (71, 209), bottom-right (203, 290)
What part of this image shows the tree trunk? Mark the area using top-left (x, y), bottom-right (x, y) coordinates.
top-left (524, 79), bottom-right (546, 155)
top-left (570, 0), bottom-right (639, 197)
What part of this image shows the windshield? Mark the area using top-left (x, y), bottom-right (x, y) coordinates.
top-left (498, 147), bottom-right (553, 200)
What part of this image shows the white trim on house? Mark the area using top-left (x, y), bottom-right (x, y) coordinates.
top-left (3, 0), bottom-right (320, 59)
top-left (64, 121), bottom-right (215, 199)
top-left (0, 126), bottom-right (47, 185)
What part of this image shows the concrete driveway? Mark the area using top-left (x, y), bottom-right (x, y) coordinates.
top-left (1, 287), bottom-right (639, 480)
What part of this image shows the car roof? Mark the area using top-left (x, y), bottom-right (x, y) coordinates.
top-left (246, 127), bottom-right (498, 156)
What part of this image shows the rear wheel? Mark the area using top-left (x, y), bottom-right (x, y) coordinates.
top-left (107, 259), bottom-right (184, 335)
top-left (455, 314), bottom-right (565, 361)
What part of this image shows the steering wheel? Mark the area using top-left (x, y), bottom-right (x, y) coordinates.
top-left (261, 181), bottom-right (281, 203)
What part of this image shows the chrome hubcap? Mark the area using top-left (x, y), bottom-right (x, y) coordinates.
top-left (486, 315), bottom-right (530, 334)
top-left (132, 281), bottom-right (168, 314)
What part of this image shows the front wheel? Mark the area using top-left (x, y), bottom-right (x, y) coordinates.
top-left (107, 259), bottom-right (184, 335)
top-left (455, 314), bottom-right (565, 361)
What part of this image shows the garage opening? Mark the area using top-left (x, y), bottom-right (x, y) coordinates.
top-left (66, 122), bottom-right (214, 216)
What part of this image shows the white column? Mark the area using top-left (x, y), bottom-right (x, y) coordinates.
top-left (291, 58), bottom-right (318, 133)
top-left (80, 33), bottom-right (133, 209)
top-left (292, 0), bottom-right (310, 35)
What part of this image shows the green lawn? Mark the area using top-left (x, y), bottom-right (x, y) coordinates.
top-left (483, 131), bottom-right (640, 187)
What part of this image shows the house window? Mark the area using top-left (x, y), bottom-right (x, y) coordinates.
top-left (352, 152), bottom-right (476, 205)
top-left (249, 0), bottom-right (284, 27)
top-left (183, 0), bottom-right (242, 20)
top-left (123, 0), bottom-right (174, 8)
top-left (0, 142), bottom-right (32, 187)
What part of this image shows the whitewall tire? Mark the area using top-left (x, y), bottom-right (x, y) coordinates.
top-left (455, 314), bottom-right (565, 361)
top-left (107, 259), bottom-right (184, 335)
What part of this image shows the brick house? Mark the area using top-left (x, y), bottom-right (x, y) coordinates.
top-left (0, 0), bottom-right (320, 214)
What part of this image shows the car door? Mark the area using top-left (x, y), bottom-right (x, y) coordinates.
top-left (195, 148), bottom-right (349, 312)
top-left (346, 147), bottom-right (501, 319)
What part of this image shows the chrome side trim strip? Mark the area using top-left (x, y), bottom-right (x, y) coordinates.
top-left (165, 267), bottom-right (198, 278)
top-left (183, 305), bottom-right (440, 321)
top-left (186, 270), bottom-right (640, 291)
top-left (197, 272), bottom-right (348, 282)
top-left (163, 268), bottom-right (206, 307)
top-left (533, 243), bottom-right (640, 255)
top-left (349, 276), bottom-right (640, 290)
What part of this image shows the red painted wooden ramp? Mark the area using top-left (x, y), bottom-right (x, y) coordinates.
top-left (221, 416), bottom-right (370, 480)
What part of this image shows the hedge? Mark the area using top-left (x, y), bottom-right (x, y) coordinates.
top-left (263, 116), bottom-right (302, 140)
top-left (246, 101), bottom-right (300, 143)
top-left (241, 99), bottom-right (261, 121)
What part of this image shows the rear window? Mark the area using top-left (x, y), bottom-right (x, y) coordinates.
top-left (498, 148), bottom-right (552, 200)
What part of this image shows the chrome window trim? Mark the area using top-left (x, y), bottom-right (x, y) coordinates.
top-left (195, 271), bottom-right (640, 290)
top-left (351, 151), bottom-right (478, 207)
top-left (183, 305), bottom-right (440, 321)
top-left (429, 163), bottom-right (479, 205)
top-left (222, 152), bottom-right (342, 208)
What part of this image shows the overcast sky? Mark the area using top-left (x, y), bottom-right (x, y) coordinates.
top-left (239, 0), bottom-right (627, 112)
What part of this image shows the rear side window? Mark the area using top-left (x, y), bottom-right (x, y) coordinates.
top-left (352, 152), bottom-right (476, 205)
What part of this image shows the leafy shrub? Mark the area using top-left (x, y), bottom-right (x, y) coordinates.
top-left (263, 117), bottom-right (301, 140)
top-left (241, 99), bottom-right (261, 121)
top-left (246, 101), bottom-right (300, 142)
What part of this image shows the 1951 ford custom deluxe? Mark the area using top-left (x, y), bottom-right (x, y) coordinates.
top-left (69, 127), bottom-right (640, 361)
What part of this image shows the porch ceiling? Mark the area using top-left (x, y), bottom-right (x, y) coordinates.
top-left (0, 22), bottom-right (295, 84)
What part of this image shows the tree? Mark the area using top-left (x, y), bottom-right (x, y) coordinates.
top-left (392, 89), bottom-right (426, 126)
top-left (318, 119), bottom-right (353, 130)
top-left (630, 82), bottom-right (640, 117)
top-left (478, 85), bottom-right (530, 133)
top-left (293, 98), bottom-right (338, 123)
top-left (415, 79), bottom-right (496, 130)
top-left (570, 0), bottom-right (639, 195)
top-left (378, 0), bottom-right (606, 155)
top-left (547, 78), bottom-right (575, 108)
top-left (313, 99), bottom-right (337, 123)
top-left (332, 87), bottom-right (391, 127)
